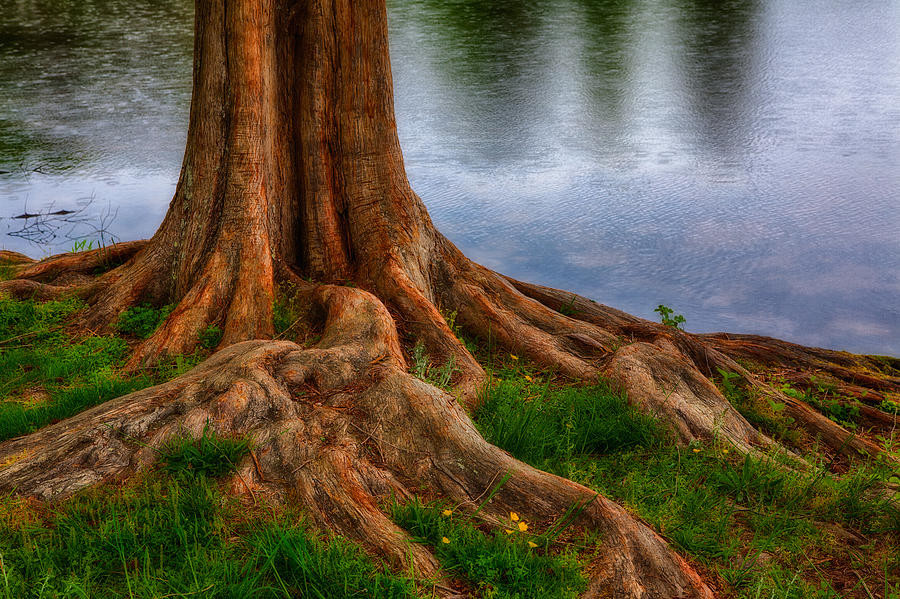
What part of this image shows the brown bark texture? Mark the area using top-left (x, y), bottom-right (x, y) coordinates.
top-left (1, 1), bottom-right (898, 597)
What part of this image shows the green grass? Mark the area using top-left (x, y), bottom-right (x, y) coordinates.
top-left (0, 464), bottom-right (418, 598)
top-left (475, 377), bottom-right (663, 472)
top-left (410, 341), bottom-right (458, 391)
top-left (716, 368), bottom-right (800, 445)
top-left (158, 426), bottom-right (252, 480)
top-left (473, 371), bottom-right (900, 598)
top-left (0, 296), bottom-right (157, 442)
top-left (3, 294), bottom-right (898, 597)
top-left (0, 296), bottom-right (204, 442)
top-left (116, 303), bottom-right (173, 339)
top-left (391, 498), bottom-right (587, 599)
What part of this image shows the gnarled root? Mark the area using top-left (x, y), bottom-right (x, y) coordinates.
top-left (0, 283), bottom-right (714, 598)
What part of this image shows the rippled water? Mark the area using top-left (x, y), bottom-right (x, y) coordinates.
top-left (1, 0), bottom-right (898, 355)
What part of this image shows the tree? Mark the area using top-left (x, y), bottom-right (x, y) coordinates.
top-left (1, 1), bottom-right (898, 596)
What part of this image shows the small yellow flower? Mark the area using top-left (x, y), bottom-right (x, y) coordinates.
top-left (692, 448), bottom-right (700, 453)
top-left (722, 449), bottom-right (730, 454)
top-left (509, 512), bottom-right (519, 522)
top-left (441, 537), bottom-right (450, 544)
top-left (528, 541), bottom-right (538, 548)
top-left (518, 521), bottom-right (528, 532)
top-left (442, 509), bottom-right (453, 517)
top-left (505, 529), bottom-right (514, 535)
top-left (510, 354), bottom-right (519, 361)
top-left (524, 375), bottom-right (533, 382)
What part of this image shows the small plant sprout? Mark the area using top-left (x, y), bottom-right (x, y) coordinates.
top-left (69, 239), bottom-right (97, 253)
top-left (654, 304), bottom-right (686, 330)
top-left (558, 295), bottom-right (578, 317)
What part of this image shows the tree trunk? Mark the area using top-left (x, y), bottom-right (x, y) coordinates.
top-left (2, 1), bottom-right (899, 597)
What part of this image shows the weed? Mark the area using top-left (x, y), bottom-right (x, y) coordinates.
top-left (780, 380), bottom-right (861, 429)
top-left (654, 304), bottom-right (685, 329)
top-left (410, 341), bottom-right (458, 391)
top-left (558, 296), bottom-right (578, 317)
top-left (69, 239), bottom-right (97, 253)
top-left (115, 303), bottom-right (172, 339)
top-left (198, 325), bottom-right (222, 349)
top-left (880, 399), bottom-right (900, 415)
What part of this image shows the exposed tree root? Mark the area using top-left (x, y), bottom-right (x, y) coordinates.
top-left (3, 235), bottom-right (899, 596)
top-left (5, 231), bottom-right (896, 465)
top-left (503, 277), bottom-right (899, 461)
top-left (0, 283), bottom-right (713, 598)
top-left (0, 241), bottom-right (148, 301)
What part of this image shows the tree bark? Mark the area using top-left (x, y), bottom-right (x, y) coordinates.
top-left (2, 1), bottom-right (899, 597)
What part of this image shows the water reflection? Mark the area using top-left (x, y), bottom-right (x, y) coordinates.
top-left (0, 0), bottom-right (898, 355)
top-left (672, 0), bottom-right (761, 159)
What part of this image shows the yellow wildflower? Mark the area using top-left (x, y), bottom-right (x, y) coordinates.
top-left (442, 509), bottom-right (453, 517)
top-left (722, 449), bottom-right (730, 454)
top-left (524, 375), bottom-right (533, 382)
top-left (518, 521), bottom-right (528, 532)
top-left (528, 541), bottom-right (538, 548)
top-left (505, 529), bottom-right (514, 535)
top-left (510, 512), bottom-right (519, 521)
top-left (692, 448), bottom-right (700, 453)
top-left (441, 537), bottom-right (450, 544)
top-left (510, 354), bottom-right (519, 361)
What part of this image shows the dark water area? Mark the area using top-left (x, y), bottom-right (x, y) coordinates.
top-left (1, 0), bottom-right (898, 355)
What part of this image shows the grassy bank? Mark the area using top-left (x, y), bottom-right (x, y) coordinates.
top-left (473, 356), bottom-right (900, 598)
top-left (0, 294), bottom-right (898, 597)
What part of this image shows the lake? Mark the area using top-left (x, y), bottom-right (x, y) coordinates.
top-left (1, 0), bottom-right (898, 355)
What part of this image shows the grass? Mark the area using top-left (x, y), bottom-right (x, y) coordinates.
top-left (410, 341), bottom-right (458, 391)
top-left (116, 303), bottom-right (173, 339)
top-left (391, 498), bottom-right (587, 599)
top-left (473, 363), bottom-right (900, 598)
top-left (158, 425), bottom-right (252, 480)
top-left (716, 368), bottom-right (800, 445)
top-left (476, 378), bottom-right (662, 471)
top-left (0, 296), bottom-right (154, 442)
top-left (0, 296), bottom-right (205, 442)
top-left (0, 449), bottom-right (418, 598)
top-left (2, 293), bottom-right (898, 597)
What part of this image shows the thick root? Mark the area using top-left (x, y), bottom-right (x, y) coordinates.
top-left (0, 242), bottom-right (147, 302)
top-left (14, 241), bottom-right (147, 284)
top-left (0, 283), bottom-right (715, 598)
top-left (603, 341), bottom-right (775, 454)
top-left (501, 276), bottom-right (898, 461)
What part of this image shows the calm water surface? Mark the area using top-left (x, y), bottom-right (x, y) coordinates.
top-left (1, 0), bottom-right (898, 355)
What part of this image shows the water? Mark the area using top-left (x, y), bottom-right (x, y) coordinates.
top-left (1, 0), bottom-right (898, 356)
